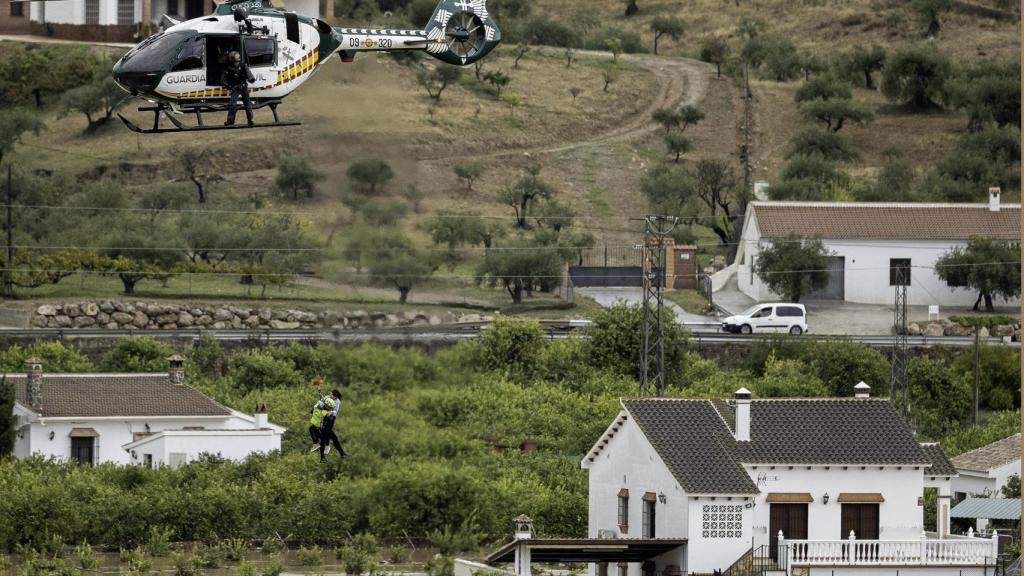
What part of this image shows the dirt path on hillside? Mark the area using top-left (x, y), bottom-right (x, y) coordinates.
top-left (538, 53), bottom-right (711, 156)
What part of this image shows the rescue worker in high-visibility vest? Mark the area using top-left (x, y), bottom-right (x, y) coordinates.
top-left (308, 396), bottom-right (333, 457)
top-left (318, 388), bottom-right (348, 462)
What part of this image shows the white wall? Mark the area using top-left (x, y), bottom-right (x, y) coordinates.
top-left (739, 234), bottom-right (1022, 308)
top-left (32, 1), bottom-right (82, 25)
top-left (748, 465), bottom-right (924, 545)
top-left (128, 429), bottom-right (281, 467)
top-left (685, 497), bottom-right (753, 574)
top-left (953, 461), bottom-right (1020, 498)
top-left (989, 460), bottom-right (1019, 495)
top-left (25, 416), bottom-right (233, 464)
top-left (586, 415), bottom-right (691, 576)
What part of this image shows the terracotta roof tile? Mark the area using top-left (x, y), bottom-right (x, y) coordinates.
top-left (12, 374), bottom-right (231, 418)
top-left (751, 202), bottom-right (1020, 241)
top-left (950, 433), bottom-right (1020, 472)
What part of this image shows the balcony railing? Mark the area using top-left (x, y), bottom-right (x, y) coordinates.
top-left (781, 530), bottom-right (999, 569)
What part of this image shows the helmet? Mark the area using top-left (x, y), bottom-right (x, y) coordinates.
top-left (230, 51), bottom-right (241, 63)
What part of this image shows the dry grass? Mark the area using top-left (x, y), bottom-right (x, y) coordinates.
top-left (535, 0), bottom-right (1020, 63)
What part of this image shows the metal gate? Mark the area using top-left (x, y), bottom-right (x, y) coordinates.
top-left (805, 256), bottom-right (845, 300)
top-left (569, 245), bottom-right (643, 288)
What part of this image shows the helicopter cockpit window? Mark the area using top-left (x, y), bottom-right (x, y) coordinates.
top-left (244, 37), bottom-right (275, 67)
top-left (118, 32), bottom-right (186, 72)
top-left (170, 35), bottom-right (205, 71)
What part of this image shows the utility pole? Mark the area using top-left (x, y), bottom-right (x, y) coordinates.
top-left (973, 326), bottom-right (980, 425)
top-left (4, 166), bottom-right (11, 299)
top-left (640, 215), bottom-right (678, 397)
top-left (891, 266), bottom-right (908, 415)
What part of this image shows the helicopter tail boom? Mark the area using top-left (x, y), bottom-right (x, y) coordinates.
top-left (332, 0), bottom-right (500, 66)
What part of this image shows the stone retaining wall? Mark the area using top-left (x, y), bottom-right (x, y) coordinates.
top-left (33, 301), bottom-right (493, 330)
top-left (906, 320), bottom-right (1020, 339)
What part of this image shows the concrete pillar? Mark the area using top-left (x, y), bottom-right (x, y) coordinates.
top-left (514, 543), bottom-right (531, 576)
top-left (937, 485), bottom-right (952, 539)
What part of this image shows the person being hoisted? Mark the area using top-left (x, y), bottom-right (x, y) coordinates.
top-left (222, 51), bottom-right (255, 126)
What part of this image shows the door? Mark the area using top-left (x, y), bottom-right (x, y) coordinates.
top-left (184, 0), bottom-right (204, 19)
top-left (749, 306), bottom-right (775, 332)
top-left (805, 256), bottom-right (845, 300)
top-left (70, 437), bottom-right (94, 466)
top-left (769, 504), bottom-right (808, 560)
top-left (841, 504), bottom-right (879, 540)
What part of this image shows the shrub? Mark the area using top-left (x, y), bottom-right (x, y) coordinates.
top-left (786, 128), bottom-right (858, 162)
top-left (196, 543), bottom-right (226, 568)
top-left (385, 545), bottom-right (410, 564)
top-left (297, 545), bottom-right (322, 566)
top-left (942, 410), bottom-right (1021, 456)
top-left (949, 315), bottom-right (1016, 328)
top-left (102, 337), bottom-right (175, 373)
top-left (229, 350), bottom-right (304, 392)
top-left (171, 551), bottom-right (201, 576)
top-left (338, 545), bottom-right (371, 575)
top-left (261, 534), bottom-right (288, 554)
top-left (236, 559), bottom-right (258, 576)
top-left (521, 15), bottom-right (579, 47)
top-left (426, 554), bottom-right (454, 576)
top-left (223, 538), bottom-right (248, 562)
top-left (0, 342), bottom-right (93, 372)
top-left (583, 303), bottom-right (689, 386)
top-left (260, 558), bottom-right (283, 576)
top-left (347, 159), bottom-right (395, 195)
top-left (75, 542), bottom-right (99, 571)
top-left (478, 317), bottom-right (546, 377)
top-left (145, 526), bottom-right (173, 557)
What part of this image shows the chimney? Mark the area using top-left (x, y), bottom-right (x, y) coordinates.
top-left (735, 388), bottom-right (751, 442)
top-left (254, 403), bottom-right (268, 429)
top-left (989, 187), bottom-right (1001, 212)
top-left (25, 357), bottom-right (42, 408)
top-left (854, 381), bottom-right (871, 399)
top-left (167, 355), bottom-right (185, 385)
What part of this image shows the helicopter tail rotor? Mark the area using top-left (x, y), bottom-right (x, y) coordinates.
top-left (422, 0), bottom-right (501, 65)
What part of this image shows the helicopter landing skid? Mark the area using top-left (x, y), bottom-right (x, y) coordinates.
top-left (118, 99), bottom-right (301, 134)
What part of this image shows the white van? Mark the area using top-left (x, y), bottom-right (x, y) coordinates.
top-left (721, 303), bottom-right (808, 335)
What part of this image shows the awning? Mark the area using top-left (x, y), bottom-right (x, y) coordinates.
top-left (766, 493), bottom-right (813, 503)
top-left (487, 538), bottom-right (686, 564)
top-left (68, 427), bottom-right (98, 438)
top-left (951, 498), bottom-right (1021, 521)
top-left (837, 493), bottom-right (885, 503)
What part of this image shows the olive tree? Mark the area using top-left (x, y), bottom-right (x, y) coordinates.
top-left (754, 234), bottom-right (833, 302)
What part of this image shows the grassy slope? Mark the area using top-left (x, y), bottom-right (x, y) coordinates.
top-left (539, 0), bottom-right (1021, 193)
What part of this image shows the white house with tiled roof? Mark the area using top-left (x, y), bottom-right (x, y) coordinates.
top-left (951, 433), bottom-right (1021, 500)
top-left (11, 356), bottom-right (284, 467)
top-left (734, 195), bottom-right (1021, 306)
top-left (581, 388), bottom-right (997, 576)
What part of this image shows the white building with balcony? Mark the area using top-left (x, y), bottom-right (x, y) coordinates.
top-left (11, 356), bottom-right (285, 467)
top-left (571, 387), bottom-right (998, 576)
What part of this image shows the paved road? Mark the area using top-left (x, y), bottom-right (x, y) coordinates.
top-left (712, 276), bottom-right (1022, 336)
top-left (578, 287), bottom-right (720, 325)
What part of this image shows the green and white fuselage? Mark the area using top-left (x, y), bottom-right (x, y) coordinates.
top-left (111, 0), bottom-right (500, 106)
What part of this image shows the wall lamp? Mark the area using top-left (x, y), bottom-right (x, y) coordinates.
top-left (48, 431), bottom-right (55, 441)
top-left (822, 493), bottom-right (830, 505)
top-left (658, 492), bottom-right (667, 504)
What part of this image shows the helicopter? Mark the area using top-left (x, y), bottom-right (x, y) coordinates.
top-left (104, 0), bottom-right (501, 133)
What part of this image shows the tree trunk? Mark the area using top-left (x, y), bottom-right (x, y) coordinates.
top-left (984, 293), bottom-right (994, 313)
top-left (653, 33), bottom-right (660, 55)
top-left (716, 63), bottom-right (722, 77)
top-left (120, 274), bottom-right (138, 295)
top-left (507, 282), bottom-right (523, 304)
top-left (864, 70), bottom-right (874, 90)
top-left (399, 286), bottom-right (410, 303)
top-left (190, 175), bottom-right (206, 203)
top-left (624, 0), bottom-right (638, 16)
top-left (973, 292), bottom-right (983, 311)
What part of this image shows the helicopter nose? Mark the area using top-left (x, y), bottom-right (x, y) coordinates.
top-left (111, 59), bottom-right (162, 94)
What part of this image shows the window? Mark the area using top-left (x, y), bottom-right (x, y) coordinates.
top-left (642, 495), bottom-right (656, 538)
top-left (171, 35), bottom-right (205, 71)
top-left (243, 36), bottom-right (275, 67)
top-left (617, 489), bottom-right (629, 532)
top-left (84, 0), bottom-right (99, 24)
top-left (143, 454), bottom-right (153, 468)
top-left (9, 1), bottom-right (23, 17)
top-left (776, 306), bottom-right (804, 318)
top-left (890, 258), bottom-right (911, 286)
top-left (70, 437), bottom-right (95, 466)
top-left (116, 0), bottom-right (134, 25)
top-left (166, 0), bottom-right (178, 16)
top-left (751, 307), bottom-right (773, 318)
